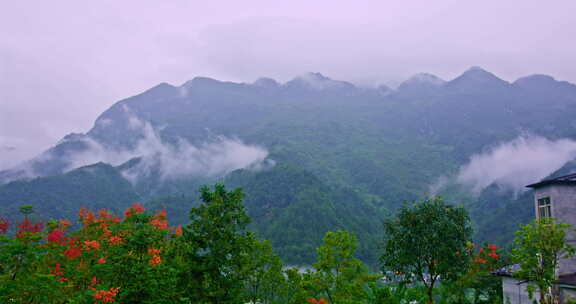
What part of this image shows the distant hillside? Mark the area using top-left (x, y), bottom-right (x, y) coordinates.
top-left (0, 162), bottom-right (140, 221)
top-left (2, 67), bottom-right (576, 262)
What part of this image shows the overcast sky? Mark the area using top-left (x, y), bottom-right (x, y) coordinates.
top-left (1, 0), bottom-right (576, 169)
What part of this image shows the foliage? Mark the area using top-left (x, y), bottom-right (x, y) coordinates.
top-left (5, 71), bottom-right (576, 262)
top-left (151, 164), bottom-right (384, 266)
top-left (243, 239), bottom-right (285, 304)
top-left (364, 283), bottom-right (429, 304)
top-left (0, 185), bottom-right (277, 303)
top-left (0, 189), bottom-right (523, 304)
top-left (380, 197), bottom-right (473, 304)
top-left (511, 217), bottom-right (576, 304)
top-left (0, 163), bottom-right (140, 223)
top-left (276, 267), bottom-right (310, 304)
top-left (439, 243), bottom-right (503, 304)
top-left (178, 184), bottom-right (256, 303)
top-left (0, 202), bottom-right (183, 303)
top-left (307, 230), bottom-right (379, 303)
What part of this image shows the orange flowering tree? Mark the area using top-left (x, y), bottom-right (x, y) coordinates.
top-left (70, 204), bottom-right (184, 303)
top-left (0, 206), bottom-right (66, 303)
top-left (2, 184), bottom-right (410, 304)
top-left (440, 242), bottom-right (504, 303)
top-left (0, 203), bottom-right (187, 303)
top-left (0, 184), bottom-right (295, 304)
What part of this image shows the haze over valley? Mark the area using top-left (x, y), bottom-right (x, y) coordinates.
top-left (2, 66), bottom-right (576, 264)
top-left (3, 0), bottom-right (576, 269)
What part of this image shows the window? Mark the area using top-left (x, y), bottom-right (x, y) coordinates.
top-left (537, 197), bottom-right (552, 218)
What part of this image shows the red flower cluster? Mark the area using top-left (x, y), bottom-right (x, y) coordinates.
top-left (52, 263), bottom-right (64, 276)
top-left (174, 226), bottom-right (183, 237)
top-left (473, 244), bottom-right (499, 265)
top-left (91, 276), bottom-right (98, 287)
top-left (51, 264), bottom-right (69, 282)
top-left (79, 207), bottom-right (96, 226)
top-left (47, 230), bottom-right (67, 245)
top-left (59, 219), bottom-right (71, 231)
top-left (148, 248), bottom-right (162, 266)
top-left (488, 251), bottom-right (499, 259)
top-left (64, 244), bottom-right (83, 259)
top-left (98, 209), bottom-right (111, 219)
top-left (108, 235), bottom-right (123, 245)
top-left (5, 205), bottom-right (177, 302)
top-left (93, 287), bottom-right (120, 303)
top-left (0, 216), bottom-right (8, 234)
top-left (150, 209), bottom-right (169, 230)
top-left (308, 298), bottom-right (328, 304)
top-left (16, 218), bottom-right (44, 238)
top-left (84, 240), bottom-right (101, 251)
top-left (474, 257), bottom-right (488, 264)
top-left (486, 244), bottom-right (499, 259)
top-left (124, 203), bottom-right (145, 218)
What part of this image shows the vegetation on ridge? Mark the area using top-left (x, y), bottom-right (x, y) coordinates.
top-left (0, 184), bottom-right (519, 303)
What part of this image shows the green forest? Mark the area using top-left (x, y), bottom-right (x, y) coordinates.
top-left (1, 183), bottom-right (569, 304)
top-left (3, 69), bottom-right (576, 303)
top-left (3, 68), bottom-right (576, 268)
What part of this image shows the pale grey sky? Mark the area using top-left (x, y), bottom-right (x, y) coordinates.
top-left (1, 0), bottom-right (576, 169)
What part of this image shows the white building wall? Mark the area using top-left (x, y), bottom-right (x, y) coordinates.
top-left (533, 184), bottom-right (576, 275)
top-left (502, 277), bottom-right (540, 304)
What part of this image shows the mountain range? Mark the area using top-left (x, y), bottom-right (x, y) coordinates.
top-left (3, 66), bottom-right (576, 265)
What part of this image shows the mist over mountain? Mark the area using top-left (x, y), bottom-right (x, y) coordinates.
top-left (2, 67), bottom-right (576, 263)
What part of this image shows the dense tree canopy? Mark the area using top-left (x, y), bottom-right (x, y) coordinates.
top-left (512, 218), bottom-right (576, 304)
top-left (0, 186), bottom-right (520, 303)
top-left (380, 197), bottom-right (473, 304)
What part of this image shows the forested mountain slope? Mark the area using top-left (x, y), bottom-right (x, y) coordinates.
top-left (2, 67), bottom-right (576, 263)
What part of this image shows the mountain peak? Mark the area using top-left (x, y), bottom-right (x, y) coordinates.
top-left (466, 65), bottom-right (488, 72)
top-left (286, 73), bottom-right (355, 91)
top-left (395, 73), bottom-right (445, 98)
top-left (514, 74), bottom-right (556, 85)
top-left (182, 76), bottom-right (222, 88)
top-left (253, 77), bottom-right (280, 88)
top-left (403, 73), bottom-right (445, 86)
top-left (447, 66), bottom-right (509, 90)
top-left (513, 74), bottom-right (576, 94)
top-left (460, 66), bottom-right (499, 79)
top-left (301, 72), bottom-right (330, 80)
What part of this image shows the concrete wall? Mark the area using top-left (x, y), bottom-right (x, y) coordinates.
top-left (561, 287), bottom-right (576, 303)
top-left (534, 184), bottom-right (576, 275)
top-left (502, 277), bottom-right (540, 304)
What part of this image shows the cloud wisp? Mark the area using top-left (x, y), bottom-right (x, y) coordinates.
top-left (67, 115), bottom-right (270, 183)
top-left (457, 135), bottom-right (576, 195)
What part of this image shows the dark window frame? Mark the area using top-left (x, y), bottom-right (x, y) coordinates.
top-left (537, 197), bottom-right (552, 218)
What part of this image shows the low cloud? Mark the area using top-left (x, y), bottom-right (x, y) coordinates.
top-left (66, 115), bottom-right (270, 183)
top-left (457, 135), bottom-right (576, 194)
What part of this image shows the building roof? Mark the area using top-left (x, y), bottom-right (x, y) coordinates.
top-left (559, 273), bottom-right (576, 287)
top-left (494, 264), bottom-right (576, 287)
top-left (526, 173), bottom-right (576, 189)
top-left (493, 264), bottom-right (521, 277)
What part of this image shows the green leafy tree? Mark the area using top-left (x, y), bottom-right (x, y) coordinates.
top-left (181, 184), bottom-right (255, 304)
top-left (275, 268), bottom-right (309, 304)
top-left (309, 230), bottom-right (378, 304)
top-left (0, 205), bottom-right (63, 303)
top-left (243, 239), bottom-right (285, 304)
top-left (511, 217), bottom-right (576, 304)
top-left (380, 197), bottom-right (473, 304)
top-left (440, 243), bottom-right (504, 304)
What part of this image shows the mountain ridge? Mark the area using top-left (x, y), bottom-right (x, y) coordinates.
top-left (2, 67), bottom-right (576, 264)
